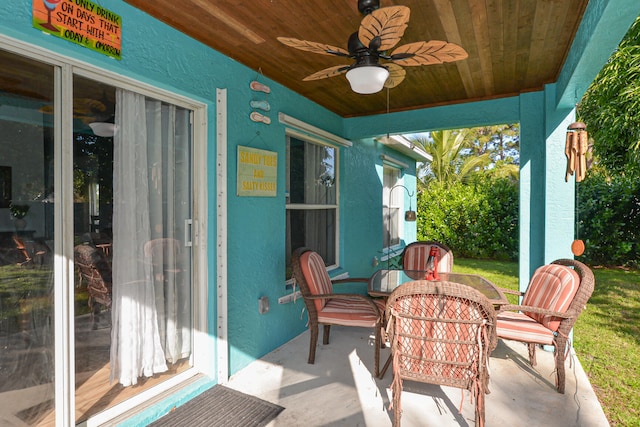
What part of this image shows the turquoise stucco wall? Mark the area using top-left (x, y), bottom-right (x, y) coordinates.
top-left (2, 0), bottom-right (640, 424)
top-left (339, 136), bottom-right (419, 279)
top-left (0, 0), bottom-right (419, 415)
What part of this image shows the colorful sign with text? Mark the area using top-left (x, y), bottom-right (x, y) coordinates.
top-left (32, 0), bottom-right (122, 60)
top-left (237, 146), bottom-right (277, 197)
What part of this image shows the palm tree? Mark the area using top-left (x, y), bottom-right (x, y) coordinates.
top-left (412, 129), bottom-right (491, 186)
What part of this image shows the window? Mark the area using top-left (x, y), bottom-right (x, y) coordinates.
top-left (383, 165), bottom-right (402, 248)
top-left (286, 135), bottom-right (338, 275)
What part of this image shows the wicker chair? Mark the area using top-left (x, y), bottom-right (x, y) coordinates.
top-left (143, 237), bottom-right (182, 284)
top-left (496, 258), bottom-right (595, 393)
top-left (386, 280), bottom-right (497, 427)
top-left (291, 247), bottom-right (386, 376)
top-left (401, 241), bottom-right (454, 276)
top-left (74, 244), bottom-right (113, 329)
top-left (11, 234), bottom-right (49, 267)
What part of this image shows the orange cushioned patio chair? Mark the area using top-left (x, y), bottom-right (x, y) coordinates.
top-left (401, 240), bottom-right (454, 274)
top-left (74, 244), bottom-right (113, 329)
top-left (496, 258), bottom-right (595, 393)
top-left (291, 247), bottom-right (386, 377)
top-left (386, 280), bottom-right (497, 427)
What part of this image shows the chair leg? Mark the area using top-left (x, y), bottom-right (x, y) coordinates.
top-left (527, 343), bottom-right (537, 366)
top-left (392, 377), bottom-right (402, 426)
top-left (476, 390), bottom-right (485, 427)
top-left (555, 337), bottom-right (567, 394)
top-left (322, 324), bottom-right (331, 345)
top-left (308, 324), bottom-right (319, 364)
top-left (91, 303), bottom-right (101, 330)
top-left (374, 325), bottom-right (381, 378)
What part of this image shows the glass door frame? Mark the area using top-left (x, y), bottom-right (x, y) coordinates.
top-left (0, 34), bottom-right (210, 426)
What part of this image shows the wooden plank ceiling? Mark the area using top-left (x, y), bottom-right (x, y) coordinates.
top-left (124, 0), bottom-right (589, 118)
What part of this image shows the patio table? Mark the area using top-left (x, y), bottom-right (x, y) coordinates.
top-left (368, 269), bottom-right (508, 305)
top-left (368, 269), bottom-right (507, 378)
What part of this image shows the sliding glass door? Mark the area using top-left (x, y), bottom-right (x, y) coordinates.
top-left (0, 47), bottom-right (197, 426)
top-left (0, 48), bottom-right (56, 426)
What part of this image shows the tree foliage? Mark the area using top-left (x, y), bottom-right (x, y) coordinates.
top-left (411, 129), bottom-right (491, 186)
top-left (467, 124), bottom-right (520, 165)
top-left (578, 16), bottom-right (640, 177)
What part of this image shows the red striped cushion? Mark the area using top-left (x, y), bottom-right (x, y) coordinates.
top-left (403, 245), bottom-right (430, 271)
top-left (300, 251), bottom-right (333, 312)
top-left (439, 251), bottom-right (453, 273)
top-left (318, 298), bottom-right (380, 327)
top-left (393, 295), bottom-right (481, 381)
top-left (403, 244), bottom-right (452, 273)
top-left (496, 311), bottom-right (555, 345)
top-left (373, 298), bottom-right (387, 315)
top-left (522, 264), bottom-right (580, 331)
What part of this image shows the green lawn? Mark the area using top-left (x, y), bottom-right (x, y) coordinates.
top-left (454, 258), bottom-right (640, 427)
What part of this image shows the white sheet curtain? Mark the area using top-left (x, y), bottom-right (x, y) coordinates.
top-left (110, 88), bottom-right (191, 386)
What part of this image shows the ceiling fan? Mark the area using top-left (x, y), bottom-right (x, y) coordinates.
top-left (277, 0), bottom-right (468, 94)
top-left (39, 90), bottom-right (117, 136)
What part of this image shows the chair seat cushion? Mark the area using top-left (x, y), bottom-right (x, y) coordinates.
top-left (496, 311), bottom-right (555, 345)
top-left (373, 298), bottom-right (387, 314)
top-left (318, 297), bottom-right (381, 327)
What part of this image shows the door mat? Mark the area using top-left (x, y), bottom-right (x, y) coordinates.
top-left (149, 385), bottom-right (284, 427)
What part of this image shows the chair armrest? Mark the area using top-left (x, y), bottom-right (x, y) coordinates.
top-left (307, 293), bottom-right (382, 317)
top-left (498, 304), bottom-right (574, 319)
top-left (331, 278), bottom-right (368, 284)
top-left (497, 287), bottom-right (524, 297)
top-left (331, 278), bottom-right (370, 296)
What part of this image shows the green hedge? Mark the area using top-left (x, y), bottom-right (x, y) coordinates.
top-left (417, 176), bottom-right (519, 261)
top-left (576, 171), bottom-right (640, 268)
top-left (417, 172), bottom-right (639, 268)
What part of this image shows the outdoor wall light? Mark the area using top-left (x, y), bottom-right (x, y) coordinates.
top-left (386, 184), bottom-right (417, 246)
top-left (386, 184), bottom-right (416, 269)
top-left (404, 208), bottom-right (416, 221)
top-left (389, 184), bottom-right (417, 223)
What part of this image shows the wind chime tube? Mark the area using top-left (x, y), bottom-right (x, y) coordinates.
top-left (565, 131), bottom-right (576, 181)
top-left (565, 122), bottom-right (588, 182)
top-left (577, 129), bottom-right (589, 182)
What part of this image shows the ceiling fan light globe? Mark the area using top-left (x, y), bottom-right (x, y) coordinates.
top-left (346, 66), bottom-right (389, 94)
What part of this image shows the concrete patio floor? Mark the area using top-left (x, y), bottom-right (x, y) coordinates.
top-left (225, 326), bottom-right (609, 426)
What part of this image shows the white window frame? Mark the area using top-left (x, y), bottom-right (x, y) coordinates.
top-left (285, 130), bottom-right (340, 273)
top-left (382, 165), bottom-right (404, 257)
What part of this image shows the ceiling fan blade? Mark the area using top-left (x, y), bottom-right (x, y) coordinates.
top-left (302, 65), bottom-right (350, 81)
top-left (358, 6), bottom-right (410, 52)
top-left (390, 40), bottom-right (468, 66)
top-left (277, 37), bottom-right (350, 57)
top-left (75, 98), bottom-right (107, 114)
top-left (383, 63), bottom-right (406, 89)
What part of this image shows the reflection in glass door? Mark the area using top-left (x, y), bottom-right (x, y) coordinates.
top-left (73, 77), bottom-right (194, 423)
top-left (0, 46), bottom-right (196, 426)
top-left (0, 50), bottom-right (56, 424)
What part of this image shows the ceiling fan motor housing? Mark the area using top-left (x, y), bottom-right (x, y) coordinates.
top-left (358, 0), bottom-right (380, 15)
top-left (348, 32), bottom-right (381, 59)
